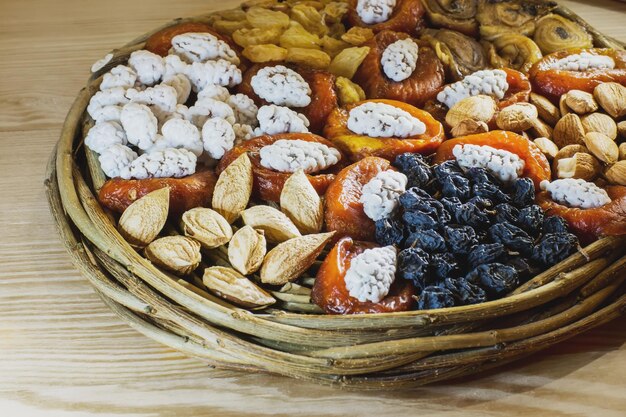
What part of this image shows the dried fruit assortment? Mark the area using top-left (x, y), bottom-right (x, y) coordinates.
top-left (86, 0), bottom-right (626, 316)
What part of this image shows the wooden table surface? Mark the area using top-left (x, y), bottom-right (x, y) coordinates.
top-left (1, 0), bottom-right (625, 415)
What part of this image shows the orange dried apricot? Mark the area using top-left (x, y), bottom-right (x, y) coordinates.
top-left (346, 0), bottom-right (426, 36)
top-left (145, 22), bottom-right (239, 57)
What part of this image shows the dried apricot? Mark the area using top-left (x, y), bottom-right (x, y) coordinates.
top-left (346, 0), bottom-right (426, 36)
top-left (145, 22), bottom-right (238, 57)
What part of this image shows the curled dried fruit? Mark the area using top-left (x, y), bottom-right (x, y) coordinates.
top-left (118, 188), bottom-right (169, 248)
top-left (181, 207), bottom-right (233, 249)
top-left (280, 170), bottom-right (324, 234)
top-left (203, 266), bottom-right (275, 309)
top-left (242, 205), bottom-right (301, 243)
top-left (228, 225), bottom-right (266, 275)
top-left (144, 236), bottom-right (201, 275)
top-left (212, 153), bottom-right (253, 224)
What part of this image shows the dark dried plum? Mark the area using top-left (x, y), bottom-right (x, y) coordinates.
top-left (398, 247), bottom-right (430, 289)
top-left (489, 222), bottom-right (533, 255)
top-left (393, 153), bottom-right (434, 189)
top-left (406, 229), bottom-right (446, 252)
top-left (444, 278), bottom-right (487, 305)
top-left (466, 263), bottom-right (519, 298)
top-left (511, 177), bottom-right (535, 208)
top-left (417, 285), bottom-right (456, 309)
top-left (434, 160), bottom-right (463, 181)
top-left (467, 243), bottom-right (506, 269)
top-left (441, 174), bottom-right (472, 200)
top-left (472, 182), bottom-right (510, 204)
top-left (543, 216), bottom-right (569, 234)
top-left (399, 187), bottom-right (435, 210)
top-left (430, 252), bottom-right (459, 279)
top-left (532, 233), bottom-right (579, 266)
top-left (517, 205), bottom-right (544, 235)
top-left (494, 203), bottom-right (520, 224)
top-left (444, 225), bottom-right (478, 254)
top-left (465, 167), bottom-right (498, 185)
top-left (375, 217), bottom-right (405, 246)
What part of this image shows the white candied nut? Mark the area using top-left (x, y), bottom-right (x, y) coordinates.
top-left (171, 32), bottom-right (240, 65)
top-left (162, 74), bottom-right (191, 104)
top-left (185, 59), bottom-right (242, 91)
top-left (551, 52), bottom-right (615, 72)
top-left (453, 144), bottom-right (525, 183)
top-left (360, 170), bottom-right (408, 221)
top-left (100, 65), bottom-right (137, 90)
top-left (228, 93), bottom-right (259, 126)
top-left (121, 148), bottom-right (197, 179)
top-left (197, 85), bottom-right (231, 102)
top-left (120, 103), bottom-right (159, 150)
top-left (85, 121), bottom-right (127, 154)
top-left (163, 54), bottom-right (189, 81)
top-left (183, 97), bottom-right (236, 127)
top-left (128, 50), bottom-right (165, 86)
top-left (356, 0), bottom-right (396, 24)
top-left (344, 246), bottom-right (397, 303)
top-left (91, 53), bottom-right (113, 73)
top-left (381, 39), bottom-right (419, 82)
top-left (87, 87), bottom-right (129, 122)
top-left (259, 139), bottom-right (341, 173)
top-left (347, 102), bottom-right (426, 138)
top-left (540, 178), bottom-right (611, 209)
top-left (126, 84), bottom-right (178, 116)
top-left (232, 123), bottom-right (255, 142)
top-left (250, 65), bottom-right (311, 108)
top-left (99, 144), bottom-right (138, 178)
top-left (254, 105), bottom-right (310, 135)
top-left (437, 69), bottom-right (509, 108)
top-left (201, 117), bottom-right (236, 159)
top-left (153, 118), bottom-right (203, 156)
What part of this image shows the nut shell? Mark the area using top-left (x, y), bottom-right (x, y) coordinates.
top-left (280, 170), bottom-right (324, 234)
top-left (144, 236), bottom-right (201, 275)
top-left (446, 95), bottom-right (497, 129)
top-left (583, 132), bottom-right (619, 164)
top-left (118, 188), bottom-right (169, 248)
top-left (556, 152), bottom-right (601, 181)
top-left (593, 82), bottom-right (626, 119)
top-left (228, 225), bottom-right (267, 275)
top-left (553, 113), bottom-right (586, 147)
top-left (496, 102), bottom-right (538, 132)
top-left (203, 266), bottom-right (275, 309)
top-left (604, 161), bottom-right (626, 185)
top-left (581, 112), bottom-right (618, 140)
top-left (212, 153), bottom-right (253, 224)
top-left (564, 90), bottom-right (598, 115)
top-left (241, 205), bottom-right (301, 243)
top-left (181, 207), bottom-right (233, 249)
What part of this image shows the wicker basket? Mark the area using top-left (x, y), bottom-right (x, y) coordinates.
top-left (46, 1), bottom-right (626, 389)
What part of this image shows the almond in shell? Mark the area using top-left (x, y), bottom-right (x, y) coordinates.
top-left (553, 113), bottom-right (585, 147)
top-left (556, 152), bottom-right (601, 181)
top-left (445, 95), bottom-right (496, 129)
top-left (212, 153), bottom-right (253, 224)
top-left (583, 132), bottom-right (619, 164)
top-left (530, 92), bottom-right (560, 126)
top-left (260, 232), bottom-right (335, 285)
top-left (496, 102), bottom-right (538, 131)
top-left (181, 207), bottom-right (233, 249)
top-left (228, 225), bottom-right (266, 275)
top-left (144, 236), bottom-right (201, 275)
top-left (580, 112), bottom-right (618, 140)
top-left (203, 266), bottom-right (275, 309)
top-left (241, 205), bottom-right (301, 243)
top-left (593, 82), bottom-right (626, 119)
top-left (118, 187), bottom-right (169, 248)
top-left (564, 90), bottom-right (598, 114)
top-left (604, 160), bottom-right (626, 185)
top-left (280, 170), bottom-right (323, 234)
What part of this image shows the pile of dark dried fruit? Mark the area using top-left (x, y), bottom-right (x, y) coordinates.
top-left (375, 153), bottom-right (580, 310)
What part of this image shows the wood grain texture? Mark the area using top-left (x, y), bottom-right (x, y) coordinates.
top-left (0, 0), bottom-right (625, 415)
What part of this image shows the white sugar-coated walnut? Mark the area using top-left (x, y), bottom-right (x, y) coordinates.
top-left (149, 118), bottom-right (203, 156)
top-left (259, 139), bottom-right (341, 173)
top-left (121, 148), bottom-right (197, 179)
top-left (171, 32), bottom-right (239, 65)
top-left (91, 53), bottom-right (113, 73)
top-left (201, 117), bottom-right (236, 159)
top-left (228, 93), bottom-right (259, 126)
top-left (356, 0), bottom-right (396, 24)
top-left (347, 102), bottom-right (426, 138)
top-left (250, 65), bottom-right (311, 108)
top-left (254, 105), bottom-right (310, 135)
top-left (183, 97), bottom-right (236, 127)
top-left (99, 144), bottom-right (138, 178)
top-left (100, 65), bottom-right (137, 90)
top-left (128, 50), bottom-right (165, 86)
top-left (453, 144), bottom-right (525, 183)
top-left (87, 87), bottom-right (129, 122)
top-left (233, 123), bottom-right (255, 143)
top-left (551, 52), bottom-right (615, 72)
top-left (197, 85), bottom-right (231, 102)
top-left (163, 74), bottom-right (191, 104)
top-left (540, 179), bottom-right (611, 209)
top-left (185, 59), bottom-right (242, 91)
top-left (437, 69), bottom-right (509, 108)
top-left (120, 103), bottom-right (159, 150)
top-left (381, 39), bottom-right (418, 82)
top-left (126, 84), bottom-right (178, 116)
top-left (85, 121), bottom-right (127, 154)
top-left (360, 170), bottom-right (408, 221)
top-left (344, 246), bottom-right (397, 303)
top-left (163, 54), bottom-right (189, 81)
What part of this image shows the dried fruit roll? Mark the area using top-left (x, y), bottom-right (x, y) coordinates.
top-left (346, 0), bottom-right (426, 36)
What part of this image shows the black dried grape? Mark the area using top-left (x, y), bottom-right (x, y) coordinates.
top-left (467, 243), bottom-right (506, 269)
top-left (406, 229), bottom-right (447, 252)
top-left (517, 205), bottom-right (544, 235)
top-left (403, 209), bottom-right (438, 230)
top-left (511, 177), bottom-right (535, 208)
top-left (441, 174), bottom-right (471, 200)
top-left (398, 247), bottom-right (430, 289)
top-left (399, 187), bottom-right (435, 210)
top-left (472, 182), bottom-right (510, 204)
top-left (430, 252), bottom-right (459, 280)
top-left (444, 278), bottom-right (487, 305)
top-left (468, 196), bottom-right (493, 209)
top-left (489, 222), bottom-right (534, 254)
top-left (466, 263), bottom-right (519, 298)
top-left (503, 256), bottom-right (538, 279)
top-left (418, 285), bottom-right (456, 309)
top-left (375, 217), bottom-right (404, 246)
top-left (465, 167), bottom-right (498, 185)
top-left (543, 216), bottom-right (569, 234)
top-left (457, 201), bottom-right (492, 229)
top-left (444, 225), bottom-right (478, 254)
top-left (434, 160), bottom-right (463, 181)
top-left (393, 153), bottom-right (434, 189)
top-left (494, 203), bottom-right (520, 224)
top-left (532, 233), bottom-right (579, 266)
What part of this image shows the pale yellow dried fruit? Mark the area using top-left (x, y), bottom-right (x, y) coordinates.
top-left (604, 160), bottom-right (626, 185)
top-left (619, 143), bottom-right (626, 160)
top-left (228, 225), bottom-right (266, 275)
top-left (323, 1), bottom-right (349, 24)
top-left (530, 92), bottom-right (560, 126)
top-left (260, 232), bottom-right (334, 285)
top-left (593, 82), bottom-right (626, 118)
top-left (328, 46), bottom-right (370, 78)
top-left (451, 119), bottom-right (489, 137)
top-left (280, 170), bottom-right (323, 234)
top-left (203, 266), bottom-right (275, 309)
top-left (241, 205), bottom-right (301, 243)
top-left (553, 113), bottom-right (585, 147)
top-left (496, 102), bottom-right (538, 131)
top-left (181, 207), bottom-right (232, 249)
top-left (341, 27), bottom-right (374, 45)
top-left (118, 188), bottom-right (169, 248)
top-left (556, 152), bottom-right (601, 181)
top-left (335, 76), bottom-right (366, 106)
top-left (290, 4), bottom-right (328, 37)
top-left (533, 137), bottom-right (559, 159)
top-left (242, 44), bottom-right (288, 62)
top-left (286, 48), bottom-right (331, 69)
top-left (583, 132), bottom-right (619, 164)
top-left (233, 26), bottom-right (283, 47)
top-left (580, 112), bottom-right (618, 140)
top-left (565, 90), bottom-right (598, 115)
top-left (327, 22), bottom-right (346, 38)
top-left (246, 6), bottom-right (290, 29)
top-left (279, 23), bottom-right (322, 49)
top-left (212, 153), bottom-right (253, 224)
top-left (445, 95), bottom-right (497, 129)
top-left (213, 19), bottom-right (250, 36)
top-left (144, 236), bottom-right (201, 275)
top-left (321, 35), bottom-right (350, 58)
